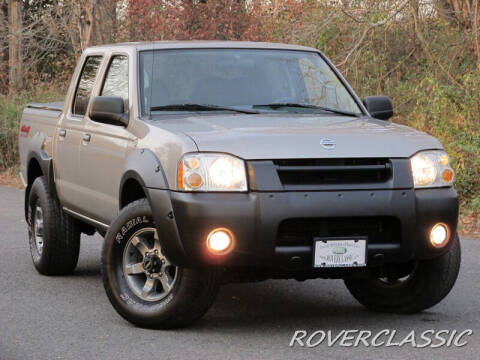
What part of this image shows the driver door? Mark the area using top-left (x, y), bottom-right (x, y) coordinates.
top-left (54, 55), bottom-right (103, 213)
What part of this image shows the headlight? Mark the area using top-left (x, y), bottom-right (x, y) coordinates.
top-left (410, 150), bottom-right (454, 188)
top-left (178, 153), bottom-right (247, 191)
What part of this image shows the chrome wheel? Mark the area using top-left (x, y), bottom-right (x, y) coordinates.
top-left (33, 206), bottom-right (44, 255)
top-left (122, 227), bottom-right (177, 302)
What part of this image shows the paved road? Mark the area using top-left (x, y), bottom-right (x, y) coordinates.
top-left (1, 186), bottom-right (479, 360)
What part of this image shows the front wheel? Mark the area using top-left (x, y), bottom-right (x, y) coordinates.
top-left (102, 198), bottom-right (219, 329)
top-left (344, 233), bottom-right (461, 314)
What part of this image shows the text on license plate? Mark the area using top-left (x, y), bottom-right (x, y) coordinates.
top-left (313, 239), bottom-right (367, 268)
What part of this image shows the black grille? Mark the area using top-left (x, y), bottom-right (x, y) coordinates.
top-left (273, 158), bottom-right (391, 187)
top-left (277, 217), bottom-right (400, 247)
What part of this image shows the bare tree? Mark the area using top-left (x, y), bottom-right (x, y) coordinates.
top-left (54, 0), bottom-right (118, 54)
top-left (8, 0), bottom-right (22, 94)
top-left (338, 0), bottom-right (411, 67)
top-left (77, 0), bottom-right (96, 50)
top-left (434, 0), bottom-right (480, 63)
top-left (95, 0), bottom-right (118, 45)
top-left (436, 0), bottom-right (477, 27)
top-left (0, 0), bottom-right (8, 89)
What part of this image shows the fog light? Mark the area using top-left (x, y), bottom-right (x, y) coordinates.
top-left (206, 228), bottom-right (233, 254)
top-left (430, 223), bottom-right (449, 248)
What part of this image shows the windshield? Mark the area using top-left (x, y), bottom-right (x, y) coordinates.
top-left (139, 49), bottom-right (362, 115)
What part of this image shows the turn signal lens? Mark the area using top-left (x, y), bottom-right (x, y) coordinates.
top-left (206, 229), bottom-right (233, 254)
top-left (185, 157), bottom-right (200, 170)
top-left (442, 169), bottom-right (454, 183)
top-left (430, 223), bottom-right (449, 248)
top-left (186, 172), bottom-right (203, 188)
top-left (177, 162), bottom-right (184, 190)
top-left (439, 154), bottom-right (449, 166)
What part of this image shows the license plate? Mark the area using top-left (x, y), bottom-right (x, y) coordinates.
top-left (313, 238), bottom-right (367, 268)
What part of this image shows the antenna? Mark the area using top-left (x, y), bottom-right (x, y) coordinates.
top-left (149, 39), bottom-right (156, 120)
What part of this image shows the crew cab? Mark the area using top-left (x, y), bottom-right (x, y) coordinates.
top-left (18, 41), bottom-right (460, 328)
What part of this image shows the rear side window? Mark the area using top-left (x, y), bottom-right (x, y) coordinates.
top-left (101, 55), bottom-right (129, 109)
top-left (72, 55), bottom-right (103, 116)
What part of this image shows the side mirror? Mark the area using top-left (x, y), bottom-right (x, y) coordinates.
top-left (89, 96), bottom-right (128, 126)
top-left (363, 96), bottom-right (393, 120)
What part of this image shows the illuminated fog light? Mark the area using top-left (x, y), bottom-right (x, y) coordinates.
top-left (206, 229), bottom-right (233, 254)
top-left (430, 223), bottom-right (449, 248)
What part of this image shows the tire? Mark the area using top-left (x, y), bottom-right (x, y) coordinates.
top-left (28, 176), bottom-right (81, 275)
top-left (102, 198), bottom-right (219, 329)
top-left (344, 233), bottom-right (461, 314)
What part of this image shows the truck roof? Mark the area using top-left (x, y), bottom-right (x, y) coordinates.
top-left (87, 40), bottom-right (319, 53)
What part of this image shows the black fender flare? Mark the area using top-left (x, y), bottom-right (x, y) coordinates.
top-left (120, 149), bottom-right (188, 266)
top-left (120, 148), bottom-right (169, 192)
top-left (25, 133), bottom-right (55, 220)
top-left (26, 132), bottom-right (54, 187)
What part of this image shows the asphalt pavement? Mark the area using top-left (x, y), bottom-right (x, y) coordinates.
top-left (1, 186), bottom-right (479, 360)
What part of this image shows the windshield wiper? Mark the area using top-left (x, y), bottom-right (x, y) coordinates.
top-left (252, 103), bottom-right (360, 117)
top-left (150, 104), bottom-right (260, 114)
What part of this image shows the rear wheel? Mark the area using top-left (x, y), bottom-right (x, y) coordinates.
top-left (344, 233), bottom-right (461, 314)
top-left (102, 198), bottom-right (219, 329)
top-left (28, 176), bottom-right (81, 275)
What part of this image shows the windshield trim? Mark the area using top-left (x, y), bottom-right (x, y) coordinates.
top-left (137, 48), bottom-right (367, 118)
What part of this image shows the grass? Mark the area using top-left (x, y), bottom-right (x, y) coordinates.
top-left (0, 167), bottom-right (22, 188)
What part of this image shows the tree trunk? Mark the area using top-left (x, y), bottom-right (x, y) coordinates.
top-left (437, 0), bottom-right (477, 28)
top-left (8, 0), bottom-right (22, 94)
top-left (0, 0), bottom-right (8, 91)
top-left (78, 0), bottom-right (96, 50)
top-left (95, 1), bottom-right (117, 45)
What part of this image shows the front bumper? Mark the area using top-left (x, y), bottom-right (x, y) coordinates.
top-left (148, 187), bottom-right (458, 270)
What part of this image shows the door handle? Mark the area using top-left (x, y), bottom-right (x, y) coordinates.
top-left (83, 133), bottom-right (91, 142)
top-left (59, 129), bottom-right (66, 138)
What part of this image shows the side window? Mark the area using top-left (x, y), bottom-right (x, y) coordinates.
top-left (101, 55), bottom-right (129, 109)
top-left (72, 55), bottom-right (103, 116)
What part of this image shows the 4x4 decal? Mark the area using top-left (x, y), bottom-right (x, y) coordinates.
top-left (20, 125), bottom-right (31, 137)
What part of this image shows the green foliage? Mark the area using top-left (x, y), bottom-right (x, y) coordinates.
top-left (0, 87), bottom-right (63, 170)
top-left (403, 72), bottom-right (480, 214)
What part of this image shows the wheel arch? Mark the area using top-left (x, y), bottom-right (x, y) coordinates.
top-left (119, 148), bottom-right (169, 209)
top-left (119, 172), bottom-right (147, 209)
top-left (119, 149), bottom-right (187, 266)
top-left (122, 148), bottom-right (169, 189)
top-left (24, 133), bottom-right (55, 221)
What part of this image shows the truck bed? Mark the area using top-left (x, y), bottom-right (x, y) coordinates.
top-left (27, 101), bottom-right (64, 112)
top-left (18, 101), bottom-right (65, 185)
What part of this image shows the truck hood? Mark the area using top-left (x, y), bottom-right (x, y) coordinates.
top-left (149, 113), bottom-right (442, 159)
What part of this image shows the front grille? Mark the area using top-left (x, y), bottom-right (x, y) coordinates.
top-left (277, 217), bottom-right (401, 247)
top-left (273, 158), bottom-right (391, 187)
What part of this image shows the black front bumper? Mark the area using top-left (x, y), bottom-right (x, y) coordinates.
top-left (148, 187), bottom-right (458, 270)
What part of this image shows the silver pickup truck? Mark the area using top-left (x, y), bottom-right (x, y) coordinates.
top-left (18, 41), bottom-right (460, 329)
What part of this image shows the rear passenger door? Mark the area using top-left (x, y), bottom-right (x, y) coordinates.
top-left (76, 53), bottom-right (134, 224)
top-left (54, 55), bottom-right (103, 212)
